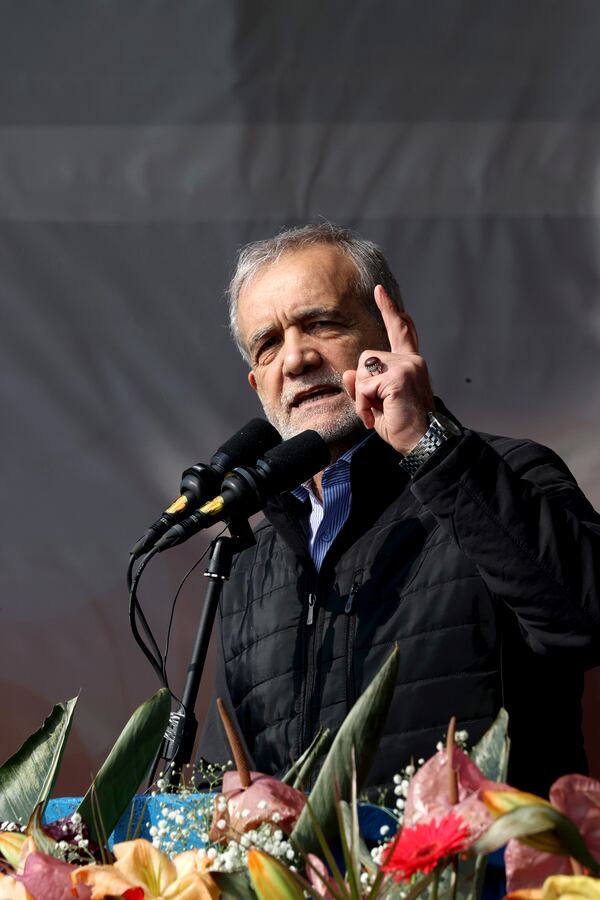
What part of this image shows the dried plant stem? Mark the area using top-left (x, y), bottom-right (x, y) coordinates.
top-left (216, 697), bottom-right (251, 787)
top-left (446, 715), bottom-right (458, 806)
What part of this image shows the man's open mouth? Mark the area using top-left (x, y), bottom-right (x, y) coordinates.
top-left (291, 386), bottom-right (342, 409)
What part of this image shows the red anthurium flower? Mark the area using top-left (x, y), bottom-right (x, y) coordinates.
top-left (122, 889), bottom-right (145, 899)
top-left (382, 812), bottom-right (471, 881)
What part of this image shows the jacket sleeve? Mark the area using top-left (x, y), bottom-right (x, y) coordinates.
top-left (410, 428), bottom-right (600, 660)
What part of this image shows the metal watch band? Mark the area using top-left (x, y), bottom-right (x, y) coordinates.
top-left (398, 412), bottom-right (453, 478)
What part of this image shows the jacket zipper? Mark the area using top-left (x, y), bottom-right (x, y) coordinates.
top-left (299, 585), bottom-right (319, 764)
top-left (345, 576), bottom-right (362, 712)
top-left (345, 579), bottom-right (361, 614)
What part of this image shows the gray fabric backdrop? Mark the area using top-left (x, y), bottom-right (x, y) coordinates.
top-left (2, 1), bottom-right (599, 793)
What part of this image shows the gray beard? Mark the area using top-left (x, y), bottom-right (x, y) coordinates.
top-left (258, 369), bottom-right (367, 449)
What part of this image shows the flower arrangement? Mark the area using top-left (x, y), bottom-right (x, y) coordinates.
top-left (0, 647), bottom-right (599, 899)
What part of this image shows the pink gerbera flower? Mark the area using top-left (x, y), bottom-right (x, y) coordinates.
top-left (382, 812), bottom-right (471, 881)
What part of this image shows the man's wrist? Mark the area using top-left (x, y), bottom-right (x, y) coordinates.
top-left (398, 412), bottom-right (462, 478)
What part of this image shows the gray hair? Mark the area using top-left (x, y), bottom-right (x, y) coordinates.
top-left (227, 222), bottom-right (404, 363)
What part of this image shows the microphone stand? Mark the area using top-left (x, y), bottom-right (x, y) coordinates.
top-left (147, 516), bottom-right (255, 788)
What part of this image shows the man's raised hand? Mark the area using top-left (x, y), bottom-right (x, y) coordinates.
top-left (342, 285), bottom-right (434, 456)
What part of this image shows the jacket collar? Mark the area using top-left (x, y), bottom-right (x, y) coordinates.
top-left (263, 430), bottom-right (411, 564)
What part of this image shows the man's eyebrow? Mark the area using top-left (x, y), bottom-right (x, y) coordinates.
top-left (248, 305), bottom-right (340, 355)
top-left (248, 325), bottom-right (276, 355)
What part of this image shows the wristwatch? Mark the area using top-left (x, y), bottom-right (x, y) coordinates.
top-left (398, 411), bottom-right (462, 478)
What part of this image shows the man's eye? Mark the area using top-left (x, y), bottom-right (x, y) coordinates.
top-left (256, 336), bottom-right (278, 359)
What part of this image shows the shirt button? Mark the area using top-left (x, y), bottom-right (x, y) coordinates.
top-left (321, 532), bottom-right (331, 542)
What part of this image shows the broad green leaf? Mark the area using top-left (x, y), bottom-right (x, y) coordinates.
top-left (471, 708), bottom-right (510, 784)
top-left (0, 697), bottom-right (78, 824)
top-left (473, 803), bottom-right (600, 875)
top-left (77, 687), bottom-right (170, 843)
top-left (211, 871), bottom-right (257, 899)
top-left (282, 726), bottom-right (331, 788)
top-left (292, 645), bottom-right (400, 853)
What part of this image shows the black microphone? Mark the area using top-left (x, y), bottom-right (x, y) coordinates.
top-left (130, 418), bottom-right (281, 558)
top-left (154, 430), bottom-right (330, 551)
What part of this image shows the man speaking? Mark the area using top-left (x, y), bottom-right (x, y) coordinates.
top-left (199, 222), bottom-right (600, 796)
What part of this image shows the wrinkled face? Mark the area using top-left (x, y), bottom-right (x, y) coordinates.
top-left (236, 245), bottom-right (389, 452)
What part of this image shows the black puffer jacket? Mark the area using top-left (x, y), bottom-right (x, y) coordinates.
top-left (199, 420), bottom-right (600, 796)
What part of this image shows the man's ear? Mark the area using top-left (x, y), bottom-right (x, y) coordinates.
top-left (248, 370), bottom-right (257, 391)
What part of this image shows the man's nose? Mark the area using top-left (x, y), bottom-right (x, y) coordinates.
top-left (282, 333), bottom-right (321, 376)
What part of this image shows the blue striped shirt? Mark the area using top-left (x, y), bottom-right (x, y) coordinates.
top-left (291, 433), bottom-right (372, 570)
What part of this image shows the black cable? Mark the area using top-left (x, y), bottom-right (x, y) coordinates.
top-left (130, 548), bottom-right (165, 667)
top-left (127, 553), bottom-right (136, 592)
top-left (129, 551), bottom-right (169, 677)
top-left (128, 547), bottom-right (168, 687)
top-left (162, 526), bottom-right (228, 680)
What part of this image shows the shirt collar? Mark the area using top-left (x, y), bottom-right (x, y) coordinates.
top-left (291, 431), bottom-right (373, 503)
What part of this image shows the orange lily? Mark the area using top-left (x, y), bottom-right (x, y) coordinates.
top-left (246, 848), bottom-right (305, 899)
top-left (482, 789), bottom-right (553, 816)
top-left (72, 838), bottom-right (219, 899)
top-left (508, 875), bottom-right (600, 900)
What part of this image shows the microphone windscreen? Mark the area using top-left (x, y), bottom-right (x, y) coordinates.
top-left (212, 418), bottom-right (281, 473)
top-left (261, 430), bottom-right (331, 492)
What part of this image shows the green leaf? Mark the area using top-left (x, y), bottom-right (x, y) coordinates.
top-left (0, 696), bottom-right (78, 824)
top-left (282, 726), bottom-right (331, 788)
top-left (473, 803), bottom-right (600, 875)
top-left (291, 645), bottom-right (400, 854)
top-left (335, 798), bottom-right (362, 900)
top-left (77, 687), bottom-right (171, 843)
top-left (471, 708), bottom-right (510, 783)
top-left (289, 793), bottom-right (347, 896)
top-left (339, 800), bottom-right (374, 874)
top-left (211, 871), bottom-right (257, 899)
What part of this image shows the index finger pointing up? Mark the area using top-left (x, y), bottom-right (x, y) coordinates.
top-left (374, 284), bottom-right (418, 355)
